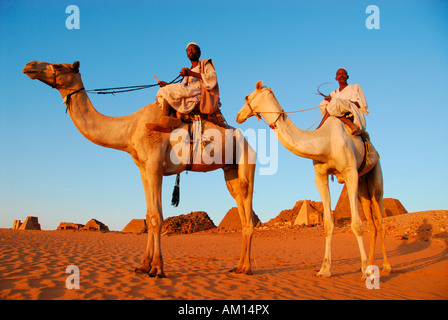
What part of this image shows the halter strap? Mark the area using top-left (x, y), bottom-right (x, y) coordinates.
top-left (245, 87), bottom-right (284, 129)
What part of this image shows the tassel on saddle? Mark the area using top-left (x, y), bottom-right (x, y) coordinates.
top-left (171, 173), bottom-right (180, 207)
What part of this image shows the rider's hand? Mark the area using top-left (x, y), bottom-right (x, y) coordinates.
top-left (158, 81), bottom-right (168, 87)
top-left (179, 68), bottom-right (190, 77)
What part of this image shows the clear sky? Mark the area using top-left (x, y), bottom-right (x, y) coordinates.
top-left (1, 0), bottom-right (447, 231)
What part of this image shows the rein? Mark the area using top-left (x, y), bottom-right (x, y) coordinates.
top-left (49, 64), bottom-right (183, 112)
top-left (246, 87), bottom-right (321, 130)
top-left (86, 75), bottom-right (183, 95)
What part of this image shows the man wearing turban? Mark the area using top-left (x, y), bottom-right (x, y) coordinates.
top-left (317, 68), bottom-right (368, 135)
top-left (155, 42), bottom-right (223, 128)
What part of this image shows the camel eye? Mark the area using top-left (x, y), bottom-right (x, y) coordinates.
top-left (245, 95), bottom-right (249, 101)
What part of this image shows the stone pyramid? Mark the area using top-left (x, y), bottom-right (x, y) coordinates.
top-left (121, 219), bottom-right (147, 233)
top-left (294, 200), bottom-right (322, 226)
top-left (333, 185), bottom-right (407, 222)
top-left (14, 216), bottom-right (41, 230)
top-left (219, 207), bottom-right (261, 229)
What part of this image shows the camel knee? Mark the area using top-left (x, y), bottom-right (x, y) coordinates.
top-left (324, 220), bottom-right (334, 237)
top-left (238, 178), bottom-right (250, 198)
top-left (227, 177), bottom-right (250, 198)
top-left (147, 212), bottom-right (162, 231)
top-left (243, 223), bottom-right (254, 235)
top-left (351, 218), bottom-right (363, 237)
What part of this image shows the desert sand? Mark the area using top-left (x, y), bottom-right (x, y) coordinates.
top-left (0, 210), bottom-right (447, 301)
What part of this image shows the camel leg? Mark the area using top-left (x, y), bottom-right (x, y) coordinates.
top-left (358, 177), bottom-right (376, 267)
top-left (345, 170), bottom-right (369, 278)
top-left (314, 171), bottom-right (333, 277)
top-left (367, 162), bottom-right (392, 275)
top-left (223, 162), bottom-right (255, 275)
top-left (134, 163), bottom-right (166, 278)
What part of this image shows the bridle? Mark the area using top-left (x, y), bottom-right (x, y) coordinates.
top-left (245, 87), bottom-right (285, 129)
top-left (48, 64), bottom-right (85, 111)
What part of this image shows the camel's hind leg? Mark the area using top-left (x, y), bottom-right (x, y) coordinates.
top-left (345, 169), bottom-right (369, 278)
top-left (366, 162), bottom-right (392, 275)
top-left (358, 176), bottom-right (376, 266)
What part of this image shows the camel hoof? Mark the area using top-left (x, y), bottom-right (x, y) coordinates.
top-left (229, 268), bottom-right (253, 275)
top-left (145, 273), bottom-right (166, 278)
top-left (134, 266), bottom-right (150, 274)
top-left (316, 270), bottom-right (331, 278)
top-left (382, 266), bottom-right (392, 276)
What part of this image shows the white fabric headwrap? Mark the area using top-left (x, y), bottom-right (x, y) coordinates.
top-left (186, 42), bottom-right (199, 49)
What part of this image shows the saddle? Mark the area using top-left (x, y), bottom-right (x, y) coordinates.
top-left (147, 108), bottom-right (229, 134)
top-left (358, 134), bottom-right (380, 176)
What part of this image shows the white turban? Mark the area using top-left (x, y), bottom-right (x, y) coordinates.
top-left (186, 42), bottom-right (199, 49)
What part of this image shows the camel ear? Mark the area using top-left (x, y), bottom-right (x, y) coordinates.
top-left (256, 80), bottom-right (263, 90)
top-left (72, 61), bottom-right (80, 73)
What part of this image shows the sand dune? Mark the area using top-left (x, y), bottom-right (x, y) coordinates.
top-left (0, 211), bottom-right (447, 300)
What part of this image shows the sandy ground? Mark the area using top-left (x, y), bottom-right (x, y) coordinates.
top-left (0, 210), bottom-right (447, 301)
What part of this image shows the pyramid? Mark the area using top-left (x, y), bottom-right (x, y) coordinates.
top-left (121, 219), bottom-right (147, 233)
top-left (265, 200), bottom-right (324, 227)
top-left (333, 185), bottom-right (363, 221)
top-left (57, 222), bottom-right (84, 230)
top-left (12, 220), bottom-right (22, 229)
top-left (17, 216), bottom-right (41, 230)
top-left (83, 219), bottom-right (109, 231)
top-left (294, 200), bottom-right (322, 226)
top-left (383, 198), bottom-right (408, 216)
top-left (333, 185), bottom-right (408, 222)
top-left (218, 207), bottom-right (261, 229)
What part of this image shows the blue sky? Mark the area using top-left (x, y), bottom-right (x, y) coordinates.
top-left (1, 0), bottom-right (447, 231)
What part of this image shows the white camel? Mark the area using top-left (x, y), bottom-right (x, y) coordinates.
top-left (237, 81), bottom-right (392, 278)
top-left (23, 60), bottom-right (257, 277)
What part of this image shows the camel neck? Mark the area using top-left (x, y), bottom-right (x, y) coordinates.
top-left (65, 88), bottom-right (135, 152)
top-left (259, 94), bottom-right (329, 162)
top-left (274, 115), bottom-right (329, 162)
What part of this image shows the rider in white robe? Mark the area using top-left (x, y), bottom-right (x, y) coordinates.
top-left (319, 83), bottom-right (369, 132)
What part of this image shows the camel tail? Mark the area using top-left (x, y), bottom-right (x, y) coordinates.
top-left (171, 173), bottom-right (180, 207)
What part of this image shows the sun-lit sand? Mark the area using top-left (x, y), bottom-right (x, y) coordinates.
top-left (1, 210), bottom-right (447, 300)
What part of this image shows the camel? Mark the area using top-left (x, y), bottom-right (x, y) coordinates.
top-left (23, 60), bottom-right (256, 277)
top-left (236, 81), bottom-right (392, 278)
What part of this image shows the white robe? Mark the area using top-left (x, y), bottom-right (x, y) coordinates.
top-left (156, 61), bottom-right (218, 114)
top-left (319, 84), bottom-right (369, 131)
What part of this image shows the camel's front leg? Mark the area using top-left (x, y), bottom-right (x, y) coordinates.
top-left (223, 162), bottom-right (255, 275)
top-left (314, 171), bottom-right (333, 277)
top-left (134, 164), bottom-right (166, 278)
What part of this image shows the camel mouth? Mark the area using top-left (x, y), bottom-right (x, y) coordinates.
top-left (23, 65), bottom-right (39, 78)
top-left (23, 62), bottom-right (46, 79)
top-left (236, 108), bottom-right (249, 124)
top-left (236, 116), bottom-right (245, 124)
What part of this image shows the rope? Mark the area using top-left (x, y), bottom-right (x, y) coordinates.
top-left (85, 75), bottom-right (183, 95)
top-left (260, 105), bottom-right (321, 114)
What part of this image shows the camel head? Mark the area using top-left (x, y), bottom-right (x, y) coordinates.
top-left (23, 61), bottom-right (81, 90)
top-left (237, 80), bottom-right (280, 124)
